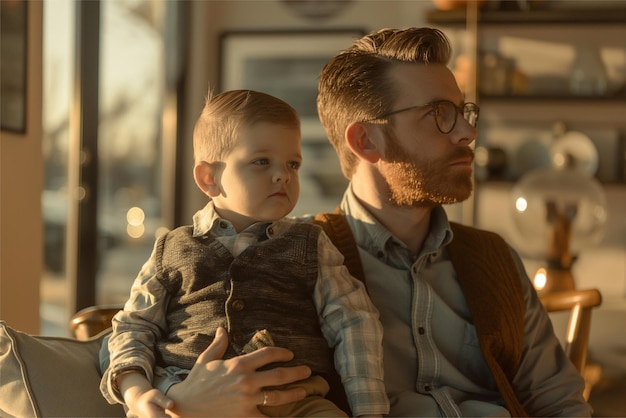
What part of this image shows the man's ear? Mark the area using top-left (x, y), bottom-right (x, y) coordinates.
top-left (194, 161), bottom-right (221, 197)
top-left (345, 122), bottom-right (382, 164)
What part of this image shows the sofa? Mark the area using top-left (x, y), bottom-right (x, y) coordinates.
top-left (0, 320), bottom-right (124, 417)
top-left (0, 287), bottom-right (603, 416)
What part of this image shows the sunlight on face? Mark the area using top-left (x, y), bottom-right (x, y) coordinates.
top-left (211, 122), bottom-right (302, 231)
top-left (380, 133), bottom-right (474, 207)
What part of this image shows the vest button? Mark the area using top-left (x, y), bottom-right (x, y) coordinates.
top-left (418, 326), bottom-right (425, 335)
top-left (232, 299), bottom-right (245, 311)
top-left (219, 221), bottom-right (228, 229)
top-left (424, 384), bottom-right (431, 392)
top-left (267, 227), bottom-right (274, 236)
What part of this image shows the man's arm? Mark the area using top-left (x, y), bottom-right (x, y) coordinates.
top-left (164, 327), bottom-right (313, 418)
top-left (509, 249), bottom-right (592, 417)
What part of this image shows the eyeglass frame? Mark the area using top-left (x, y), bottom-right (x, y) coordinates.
top-left (362, 100), bottom-right (480, 134)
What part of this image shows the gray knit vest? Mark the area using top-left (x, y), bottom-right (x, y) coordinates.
top-left (153, 222), bottom-right (332, 374)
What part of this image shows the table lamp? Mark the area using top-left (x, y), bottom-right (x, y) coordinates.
top-left (511, 130), bottom-right (607, 295)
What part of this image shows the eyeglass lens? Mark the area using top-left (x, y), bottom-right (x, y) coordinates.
top-left (436, 102), bottom-right (478, 133)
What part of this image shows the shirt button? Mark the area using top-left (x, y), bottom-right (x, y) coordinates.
top-left (232, 299), bottom-right (245, 311)
top-left (219, 221), bottom-right (228, 229)
top-left (418, 326), bottom-right (425, 335)
top-left (267, 227), bottom-right (274, 236)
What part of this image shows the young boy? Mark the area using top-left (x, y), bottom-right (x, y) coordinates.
top-left (99, 90), bottom-right (388, 417)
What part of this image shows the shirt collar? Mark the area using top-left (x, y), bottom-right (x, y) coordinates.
top-left (191, 200), bottom-right (295, 239)
top-left (339, 184), bottom-right (453, 262)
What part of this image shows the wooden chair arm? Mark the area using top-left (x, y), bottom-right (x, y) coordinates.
top-left (539, 288), bottom-right (602, 374)
top-left (540, 288), bottom-right (602, 312)
top-left (70, 305), bottom-right (123, 341)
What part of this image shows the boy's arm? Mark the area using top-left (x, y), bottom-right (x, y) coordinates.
top-left (313, 230), bottom-right (389, 417)
top-left (116, 370), bottom-right (174, 418)
top-left (100, 239), bottom-right (170, 404)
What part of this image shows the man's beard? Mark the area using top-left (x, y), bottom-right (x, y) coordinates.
top-left (379, 134), bottom-right (474, 207)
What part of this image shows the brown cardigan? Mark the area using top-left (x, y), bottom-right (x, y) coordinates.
top-left (314, 210), bottom-right (528, 417)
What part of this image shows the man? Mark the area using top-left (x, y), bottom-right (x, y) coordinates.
top-left (153, 27), bottom-right (592, 418)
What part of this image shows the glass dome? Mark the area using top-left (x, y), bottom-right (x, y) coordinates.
top-left (511, 131), bottom-right (607, 262)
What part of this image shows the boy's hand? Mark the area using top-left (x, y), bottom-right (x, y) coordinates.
top-left (119, 372), bottom-right (174, 418)
top-left (126, 387), bottom-right (174, 418)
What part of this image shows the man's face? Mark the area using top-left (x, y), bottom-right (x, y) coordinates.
top-left (376, 63), bottom-right (477, 207)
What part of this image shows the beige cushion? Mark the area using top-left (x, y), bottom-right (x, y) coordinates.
top-left (0, 321), bottom-right (124, 417)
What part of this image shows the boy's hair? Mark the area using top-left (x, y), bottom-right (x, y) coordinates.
top-left (193, 89), bottom-right (300, 164)
top-left (317, 27), bottom-right (451, 178)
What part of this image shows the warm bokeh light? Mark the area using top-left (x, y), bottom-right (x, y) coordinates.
top-left (127, 223), bottom-right (145, 239)
top-left (126, 206), bottom-right (145, 226)
top-left (515, 196), bottom-right (528, 212)
top-left (533, 268), bottom-right (547, 290)
top-left (155, 226), bottom-right (169, 239)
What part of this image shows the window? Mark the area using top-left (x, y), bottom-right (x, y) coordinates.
top-left (42, 0), bottom-right (180, 336)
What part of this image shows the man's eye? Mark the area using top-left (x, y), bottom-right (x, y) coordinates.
top-left (253, 158), bottom-right (269, 165)
top-left (288, 161), bottom-right (301, 170)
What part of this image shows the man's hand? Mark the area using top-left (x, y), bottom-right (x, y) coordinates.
top-left (165, 327), bottom-right (311, 417)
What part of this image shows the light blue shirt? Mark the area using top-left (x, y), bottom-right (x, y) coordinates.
top-left (340, 184), bottom-right (592, 417)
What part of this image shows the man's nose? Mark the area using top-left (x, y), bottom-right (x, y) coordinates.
top-left (452, 120), bottom-right (477, 145)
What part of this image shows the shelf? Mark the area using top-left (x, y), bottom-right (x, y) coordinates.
top-left (478, 93), bottom-right (626, 103)
top-left (426, 7), bottom-right (626, 25)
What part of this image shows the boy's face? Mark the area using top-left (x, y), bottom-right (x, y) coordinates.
top-left (211, 121), bottom-right (302, 231)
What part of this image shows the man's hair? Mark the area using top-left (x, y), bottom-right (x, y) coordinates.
top-left (317, 27), bottom-right (451, 178)
top-left (193, 89), bottom-right (300, 164)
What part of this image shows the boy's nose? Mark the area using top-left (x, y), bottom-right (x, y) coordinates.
top-left (272, 168), bottom-right (289, 183)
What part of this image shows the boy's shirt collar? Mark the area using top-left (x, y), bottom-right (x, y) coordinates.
top-left (192, 200), bottom-right (295, 239)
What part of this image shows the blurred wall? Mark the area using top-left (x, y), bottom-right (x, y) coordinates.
top-left (0, 1), bottom-right (43, 333)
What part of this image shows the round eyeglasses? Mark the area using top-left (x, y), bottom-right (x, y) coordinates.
top-left (364, 100), bottom-right (480, 134)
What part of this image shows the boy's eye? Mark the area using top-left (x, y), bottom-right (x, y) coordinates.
top-left (288, 161), bottom-right (301, 170)
top-left (253, 158), bottom-right (269, 165)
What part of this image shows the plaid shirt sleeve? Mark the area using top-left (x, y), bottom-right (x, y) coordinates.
top-left (100, 239), bottom-right (171, 404)
top-left (313, 230), bottom-right (389, 416)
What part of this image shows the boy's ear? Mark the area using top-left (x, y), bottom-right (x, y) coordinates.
top-left (194, 161), bottom-right (221, 197)
top-left (345, 122), bottom-right (381, 164)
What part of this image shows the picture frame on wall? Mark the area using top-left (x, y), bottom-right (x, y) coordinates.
top-left (219, 29), bottom-right (364, 145)
top-left (0, 0), bottom-right (27, 133)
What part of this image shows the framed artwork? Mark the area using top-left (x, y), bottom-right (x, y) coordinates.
top-left (219, 29), bottom-right (364, 144)
top-left (0, 0), bottom-right (27, 133)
